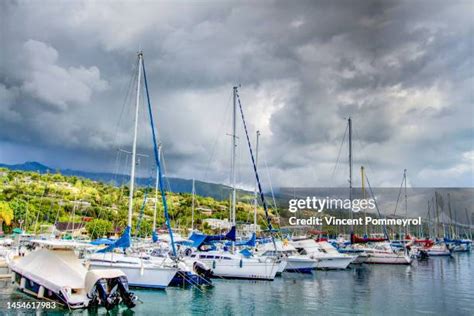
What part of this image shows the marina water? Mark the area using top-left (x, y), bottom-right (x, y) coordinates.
top-left (1, 253), bottom-right (472, 315)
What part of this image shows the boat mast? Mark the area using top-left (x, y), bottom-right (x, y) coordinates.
top-left (152, 169), bottom-right (158, 232)
top-left (361, 166), bottom-right (367, 236)
top-left (427, 200), bottom-right (431, 238)
top-left (231, 86), bottom-right (238, 228)
top-left (254, 130), bottom-right (260, 234)
top-left (465, 208), bottom-right (472, 240)
top-left (235, 87), bottom-right (277, 250)
top-left (435, 193), bottom-right (440, 238)
top-left (191, 178), bottom-right (195, 232)
top-left (404, 169), bottom-right (408, 237)
top-left (128, 52), bottom-right (142, 228)
top-left (453, 198), bottom-right (458, 238)
top-left (152, 144), bottom-right (161, 234)
top-left (348, 118), bottom-right (353, 232)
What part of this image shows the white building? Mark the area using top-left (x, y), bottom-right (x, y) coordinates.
top-left (240, 224), bottom-right (261, 235)
top-left (203, 218), bottom-right (232, 230)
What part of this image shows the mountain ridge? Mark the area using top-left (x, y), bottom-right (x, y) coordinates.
top-left (0, 161), bottom-right (249, 200)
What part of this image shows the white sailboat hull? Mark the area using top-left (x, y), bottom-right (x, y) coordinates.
top-left (314, 256), bottom-right (354, 269)
top-left (185, 253), bottom-right (280, 280)
top-left (88, 261), bottom-right (177, 289)
top-left (426, 249), bottom-right (451, 256)
top-left (202, 259), bottom-right (279, 280)
top-left (365, 252), bottom-right (412, 264)
top-left (284, 256), bottom-right (318, 272)
top-left (276, 260), bottom-right (287, 274)
top-left (426, 244), bottom-right (452, 257)
top-left (351, 253), bottom-right (368, 264)
top-left (88, 253), bottom-right (177, 289)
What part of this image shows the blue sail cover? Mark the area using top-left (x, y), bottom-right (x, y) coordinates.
top-left (226, 232), bottom-right (256, 247)
top-left (152, 230), bottom-right (158, 243)
top-left (189, 226), bottom-right (236, 249)
top-left (97, 226), bottom-right (131, 253)
top-left (444, 238), bottom-right (471, 245)
top-left (240, 248), bottom-right (253, 258)
top-left (244, 233), bottom-right (256, 247)
top-left (90, 238), bottom-right (115, 245)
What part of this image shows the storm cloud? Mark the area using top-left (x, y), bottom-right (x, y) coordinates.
top-left (0, 0), bottom-right (472, 189)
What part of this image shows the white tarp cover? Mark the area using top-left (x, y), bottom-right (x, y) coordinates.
top-left (30, 239), bottom-right (93, 250)
top-left (260, 240), bottom-right (297, 252)
top-left (12, 248), bottom-right (87, 293)
top-left (84, 269), bottom-right (126, 293)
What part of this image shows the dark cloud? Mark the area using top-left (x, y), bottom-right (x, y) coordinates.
top-left (0, 0), bottom-right (472, 188)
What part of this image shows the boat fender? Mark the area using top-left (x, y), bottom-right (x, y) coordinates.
top-left (19, 277), bottom-right (25, 290)
top-left (239, 259), bottom-right (243, 268)
top-left (212, 260), bottom-right (216, 269)
top-left (10, 273), bottom-right (15, 283)
top-left (38, 285), bottom-right (44, 298)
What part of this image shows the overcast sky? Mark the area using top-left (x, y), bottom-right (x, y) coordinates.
top-left (0, 0), bottom-right (473, 189)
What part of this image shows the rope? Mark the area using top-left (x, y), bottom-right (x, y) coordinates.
top-left (236, 90), bottom-right (276, 250)
top-left (392, 173), bottom-right (406, 216)
top-left (203, 91), bottom-right (233, 182)
top-left (135, 187), bottom-right (150, 236)
top-left (365, 173), bottom-right (391, 244)
top-left (331, 123), bottom-right (348, 179)
top-left (142, 55), bottom-right (177, 258)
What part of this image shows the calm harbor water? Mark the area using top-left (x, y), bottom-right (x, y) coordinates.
top-left (0, 253), bottom-right (472, 315)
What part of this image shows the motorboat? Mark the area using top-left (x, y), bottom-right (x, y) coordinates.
top-left (8, 240), bottom-right (137, 310)
top-left (256, 240), bottom-right (317, 273)
top-left (291, 239), bottom-right (355, 269)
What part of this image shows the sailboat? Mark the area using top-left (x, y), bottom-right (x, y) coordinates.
top-left (144, 148), bottom-right (212, 286)
top-left (425, 242), bottom-right (452, 256)
top-left (358, 171), bottom-right (412, 265)
top-left (8, 240), bottom-right (137, 309)
top-left (336, 119), bottom-right (412, 265)
top-left (444, 238), bottom-right (472, 252)
top-left (184, 86), bottom-right (282, 280)
top-left (185, 226), bottom-right (280, 280)
top-left (87, 52), bottom-right (179, 289)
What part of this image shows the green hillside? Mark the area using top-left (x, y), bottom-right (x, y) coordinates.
top-left (0, 169), bottom-right (277, 238)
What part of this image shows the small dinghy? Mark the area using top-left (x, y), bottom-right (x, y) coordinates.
top-left (8, 240), bottom-right (137, 310)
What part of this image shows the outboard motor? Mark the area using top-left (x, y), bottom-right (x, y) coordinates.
top-left (86, 270), bottom-right (137, 310)
top-left (109, 276), bottom-right (137, 309)
top-left (184, 247), bottom-right (193, 256)
top-left (418, 249), bottom-right (429, 260)
top-left (193, 261), bottom-right (214, 280)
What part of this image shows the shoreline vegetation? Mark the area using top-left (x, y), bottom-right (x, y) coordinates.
top-left (0, 168), bottom-right (470, 239)
top-left (0, 168), bottom-right (274, 238)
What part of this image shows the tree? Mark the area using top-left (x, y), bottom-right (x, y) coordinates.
top-left (0, 201), bottom-right (14, 235)
top-left (135, 220), bottom-right (152, 238)
top-left (86, 219), bottom-right (113, 240)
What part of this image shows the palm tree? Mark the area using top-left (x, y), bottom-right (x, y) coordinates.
top-left (0, 201), bottom-right (14, 235)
